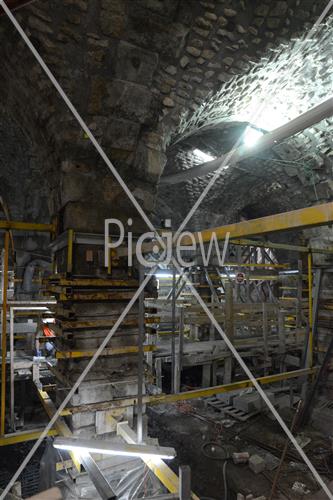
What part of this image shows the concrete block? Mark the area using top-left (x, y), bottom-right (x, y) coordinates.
top-left (233, 393), bottom-right (261, 413)
top-left (249, 454), bottom-right (265, 474)
top-left (233, 391), bottom-right (275, 413)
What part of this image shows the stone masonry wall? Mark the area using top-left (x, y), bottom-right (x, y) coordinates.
top-left (0, 0), bottom-right (329, 232)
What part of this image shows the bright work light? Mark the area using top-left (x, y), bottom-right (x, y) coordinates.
top-left (242, 125), bottom-right (264, 147)
top-left (53, 437), bottom-right (176, 460)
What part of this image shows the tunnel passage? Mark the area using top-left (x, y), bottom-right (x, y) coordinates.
top-left (0, 1), bottom-right (333, 498)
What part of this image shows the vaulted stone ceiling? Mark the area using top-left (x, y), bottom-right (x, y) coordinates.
top-left (0, 0), bottom-right (331, 235)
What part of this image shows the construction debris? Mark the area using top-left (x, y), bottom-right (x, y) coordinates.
top-left (292, 481), bottom-right (311, 495)
top-left (232, 452), bottom-right (250, 464)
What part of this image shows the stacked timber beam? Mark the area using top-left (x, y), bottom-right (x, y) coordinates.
top-left (44, 231), bottom-right (154, 437)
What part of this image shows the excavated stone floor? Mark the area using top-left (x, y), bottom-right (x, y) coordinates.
top-left (148, 401), bottom-right (333, 499)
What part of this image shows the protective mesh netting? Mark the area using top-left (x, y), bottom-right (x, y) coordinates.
top-left (175, 16), bottom-right (333, 141)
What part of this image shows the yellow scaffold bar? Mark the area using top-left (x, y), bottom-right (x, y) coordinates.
top-left (56, 345), bottom-right (156, 359)
top-left (0, 428), bottom-right (57, 446)
top-left (37, 388), bottom-right (81, 471)
top-left (118, 202), bottom-right (333, 257)
top-left (0, 220), bottom-right (56, 233)
top-left (148, 367), bottom-right (316, 405)
top-left (189, 202), bottom-right (333, 244)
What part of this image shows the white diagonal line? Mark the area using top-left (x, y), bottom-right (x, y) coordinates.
top-left (0, 3), bottom-right (166, 495)
top-left (1, 1), bottom-right (331, 497)
top-left (0, 265), bottom-right (158, 499)
top-left (170, 255), bottom-right (332, 498)
top-left (173, 0), bottom-right (333, 241)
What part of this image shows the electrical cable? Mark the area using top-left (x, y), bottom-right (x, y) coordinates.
top-left (223, 460), bottom-right (228, 500)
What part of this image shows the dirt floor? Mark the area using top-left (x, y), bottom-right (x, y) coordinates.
top-left (148, 401), bottom-right (333, 500)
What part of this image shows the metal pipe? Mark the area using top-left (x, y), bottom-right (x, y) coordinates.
top-left (171, 267), bottom-right (176, 393)
top-left (22, 259), bottom-right (50, 293)
top-left (136, 265), bottom-right (145, 443)
top-left (1, 231), bottom-right (9, 436)
top-left (9, 308), bottom-right (14, 431)
top-left (160, 97), bottom-right (333, 185)
top-left (307, 252), bottom-right (313, 368)
top-left (7, 301), bottom-right (56, 305)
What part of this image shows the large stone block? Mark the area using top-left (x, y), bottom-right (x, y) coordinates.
top-left (116, 41), bottom-right (158, 86)
top-left (105, 118), bottom-right (140, 151)
top-left (106, 80), bottom-right (156, 125)
top-left (134, 140), bottom-right (167, 183)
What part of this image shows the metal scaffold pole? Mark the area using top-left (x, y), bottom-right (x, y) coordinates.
top-left (1, 231), bottom-right (9, 436)
top-left (137, 265), bottom-right (145, 443)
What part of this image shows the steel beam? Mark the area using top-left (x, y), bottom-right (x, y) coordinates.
top-left (79, 454), bottom-right (116, 500)
top-left (0, 428), bottom-right (57, 446)
top-left (0, 220), bottom-right (55, 233)
top-left (161, 97), bottom-right (333, 184)
top-left (117, 203), bottom-right (333, 258)
top-left (55, 345), bottom-right (156, 359)
top-left (182, 202), bottom-right (333, 245)
top-left (1, 231), bottom-right (9, 436)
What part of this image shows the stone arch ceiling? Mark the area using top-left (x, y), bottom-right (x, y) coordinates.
top-left (0, 0), bottom-right (331, 232)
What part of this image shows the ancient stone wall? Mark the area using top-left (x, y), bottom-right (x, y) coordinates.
top-left (0, 0), bottom-right (328, 232)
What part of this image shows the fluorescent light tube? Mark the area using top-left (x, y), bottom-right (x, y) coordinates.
top-left (53, 437), bottom-right (176, 460)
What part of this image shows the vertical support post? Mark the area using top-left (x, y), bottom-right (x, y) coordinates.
top-left (224, 282), bottom-right (234, 384)
top-left (312, 269), bottom-right (322, 353)
top-left (10, 308), bottom-right (15, 431)
top-left (179, 465), bottom-right (191, 500)
top-left (296, 259), bottom-right (303, 345)
top-left (262, 303), bottom-right (269, 375)
top-left (171, 266), bottom-right (176, 393)
top-left (307, 251), bottom-right (313, 368)
top-left (245, 271), bottom-right (250, 301)
top-left (137, 265), bottom-right (145, 443)
top-left (1, 231), bottom-right (9, 436)
top-left (66, 229), bottom-right (74, 275)
top-left (278, 311), bottom-right (286, 375)
top-left (174, 307), bottom-right (184, 393)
